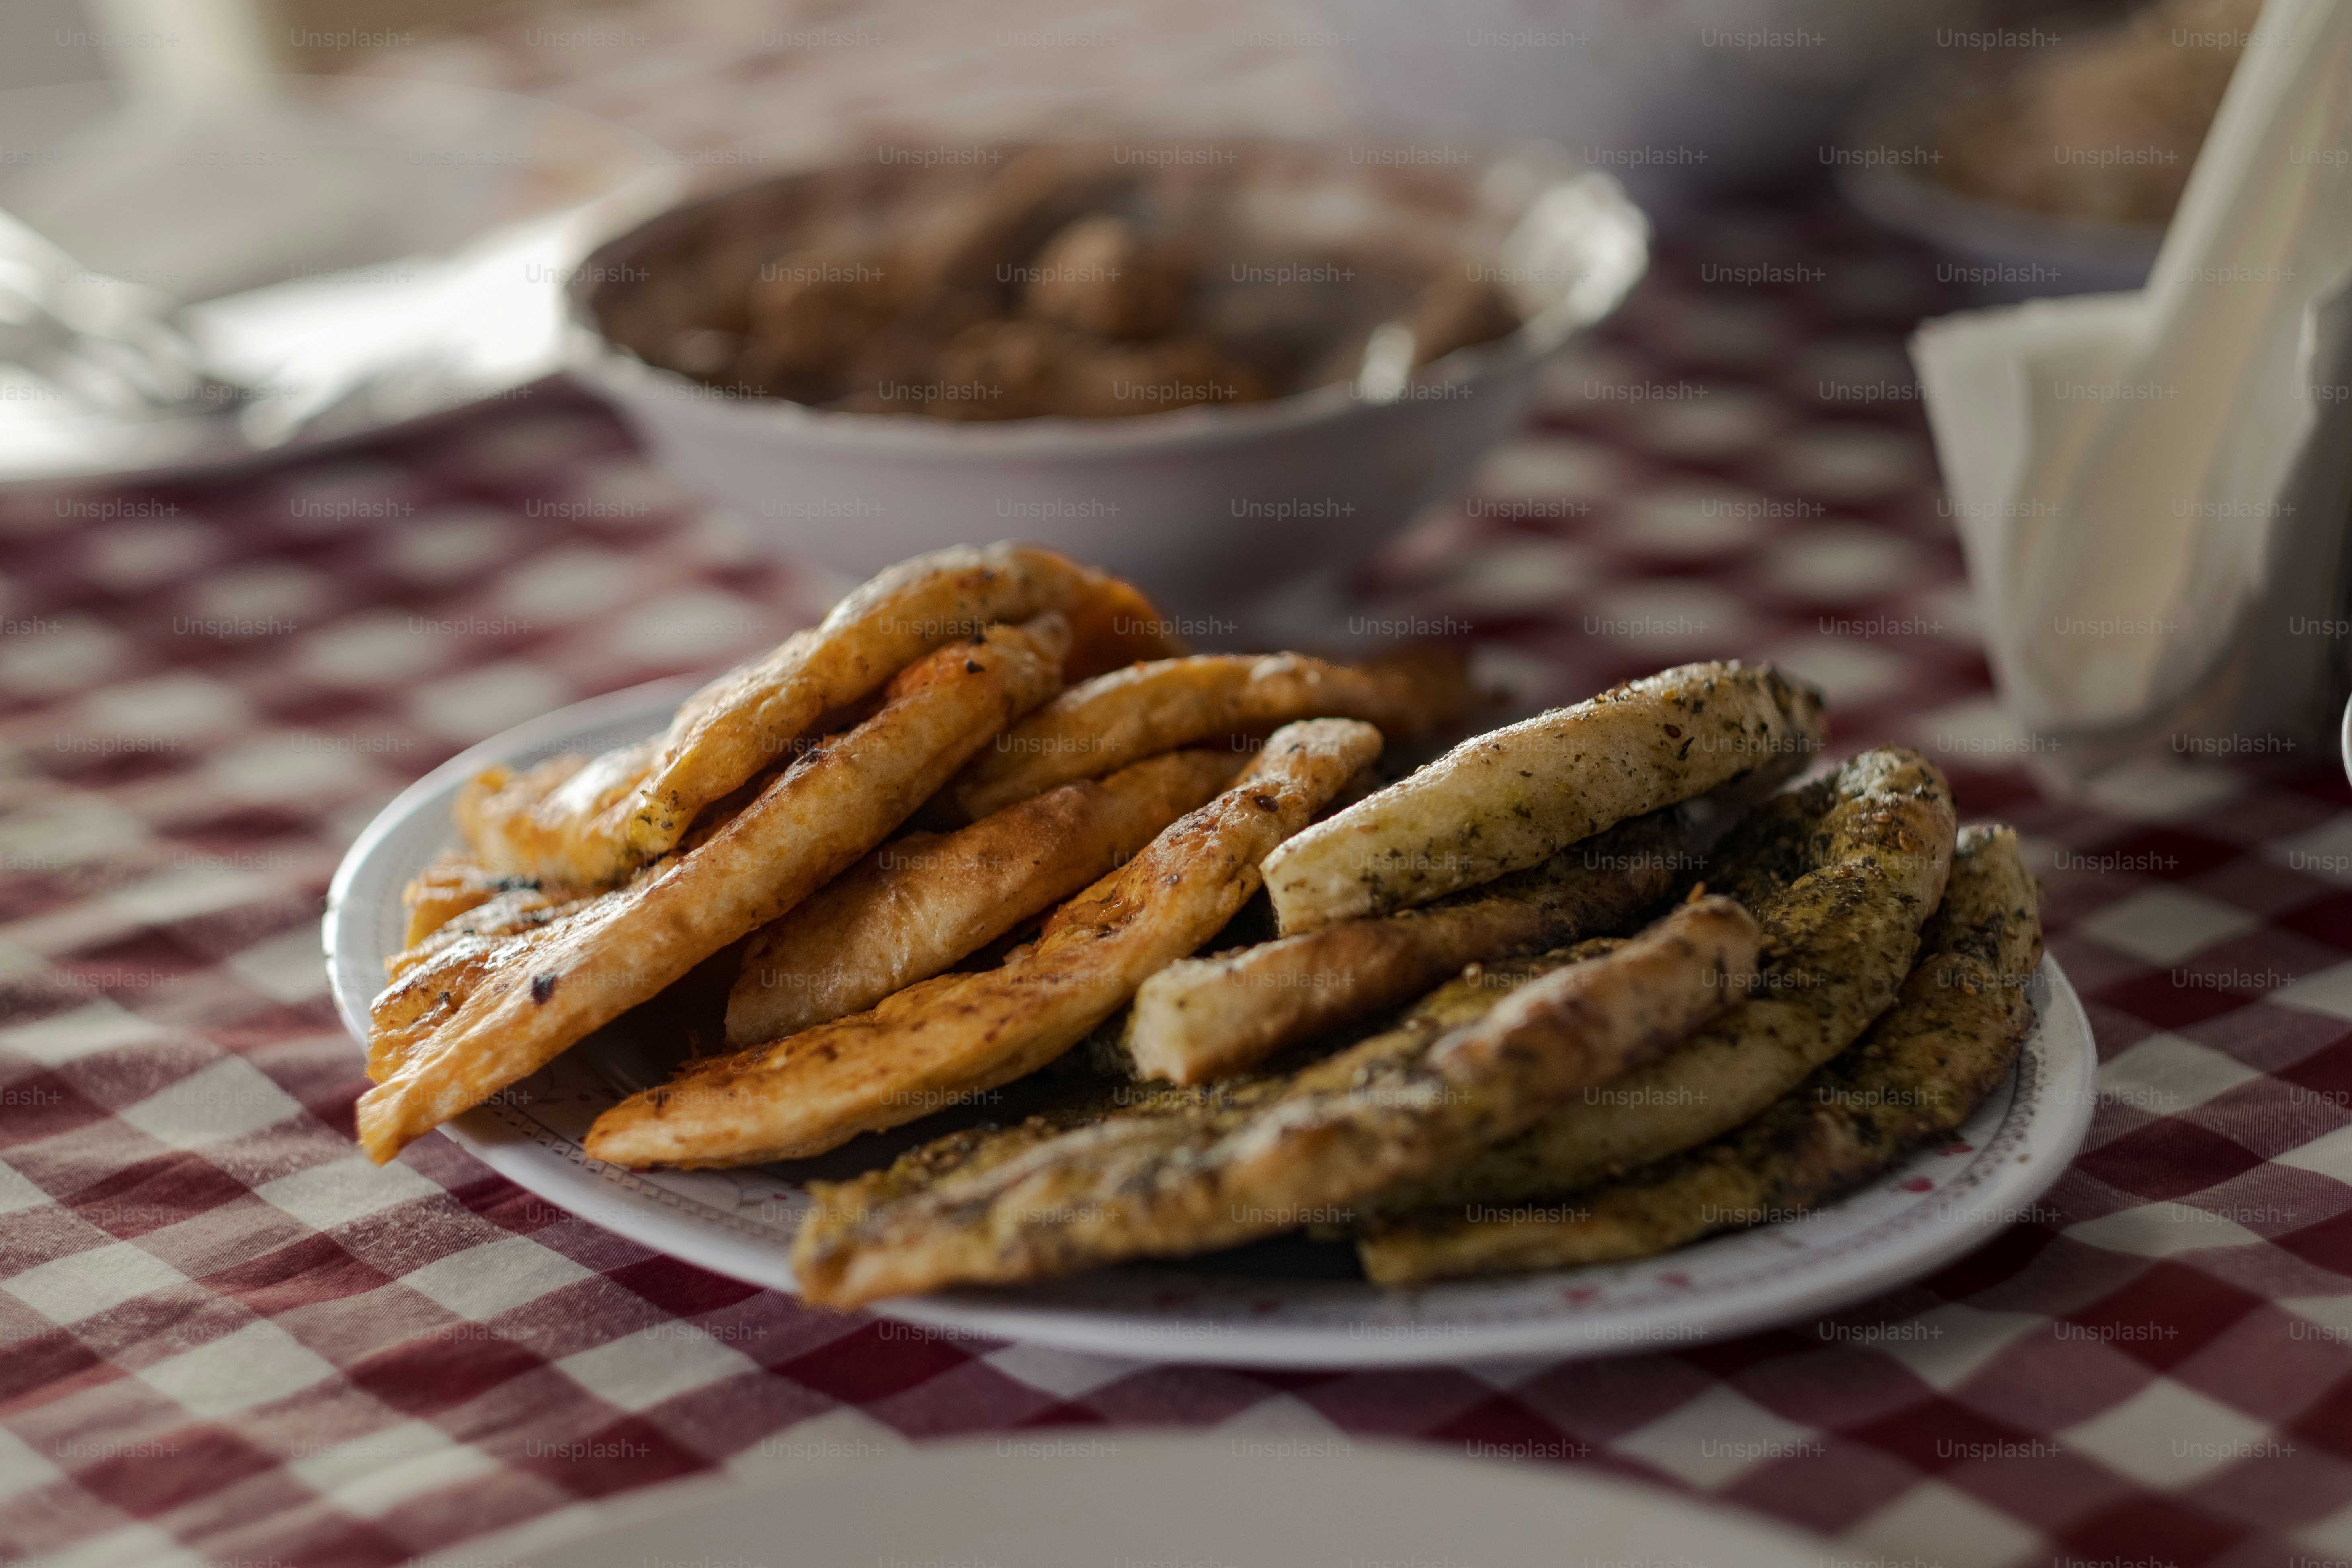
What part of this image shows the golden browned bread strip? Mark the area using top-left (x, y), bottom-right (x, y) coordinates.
top-left (1358, 824), bottom-right (2040, 1282)
top-left (947, 649), bottom-right (1472, 823)
top-left (355, 617), bottom-right (1070, 1164)
top-left (724, 748), bottom-right (1245, 1045)
top-left (1354, 746), bottom-right (1956, 1220)
top-left (409, 772), bottom-right (772, 976)
top-left (459, 544), bottom-right (1182, 884)
top-left (627, 546), bottom-right (1181, 864)
top-left (1122, 807), bottom-right (1694, 1086)
top-left (1260, 661), bottom-right (1824, 933)
top-left (1058, 574), bottom-right (1189, 687)
top-left (789, 894), bottom-right (1759, 1307)
top-left (584, 718), bottom-right (1383, 1169)
top-left (455, 739), bottom-right (661, 888)
top-left (389, 883), bottom-right (600, 982)
top-left (398, 852), bottom-right (578, 951)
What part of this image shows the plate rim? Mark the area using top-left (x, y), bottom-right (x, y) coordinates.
top-left (326, 680), bottom-right (2096, 1367)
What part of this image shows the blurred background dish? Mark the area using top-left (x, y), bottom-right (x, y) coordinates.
top-left (1302, 0), bottom-right (1983, 206)
top-left (1837, 0), bottom-right (2257, 298)
top-left (577, 140), bottom-right (1550, 421)
top-left (0, 74), bottom-right (678, 480)
top-left (565, 139), bottom-right (1648, 612)
top-left (1835, 137), bottom-right (2167, 300)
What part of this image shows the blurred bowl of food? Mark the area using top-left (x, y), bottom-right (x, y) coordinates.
top-left (1837, 0), bottom-right (2256, 299)
top-left (561, 139), bottom-right (1647, 611)
top-left (1836, 150), bottom-right (2166, 299)
top-left (1302, 0), bottom-right (1982, 206)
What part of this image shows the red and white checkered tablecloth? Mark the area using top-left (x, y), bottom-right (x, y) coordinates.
top-left (6, 198), bottom-right (2352, 1568)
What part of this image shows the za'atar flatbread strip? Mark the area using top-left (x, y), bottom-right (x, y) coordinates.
top-left (356, 617), bottom-right (1070, 1164)
top-left (1260, 661), bottom-right (1822, 934)
top-left (1121, 807), bottom-right (1693, 1086)
top-left (1354, 746), bottom-right (1956, 1222)
top-left (1359, 824), bottom-right (2036, 1282)
top-left (788, 894), bottom-right (1759, 1307)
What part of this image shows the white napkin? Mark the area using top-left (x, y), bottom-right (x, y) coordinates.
top-left (1911, 0), bottom-right (2352, 785)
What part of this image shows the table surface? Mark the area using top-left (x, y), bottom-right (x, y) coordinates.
top-left (6, 188), bottom-right (2352, 1568)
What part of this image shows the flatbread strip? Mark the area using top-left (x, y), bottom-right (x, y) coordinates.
top-left (455, 739), bottom-right (664, 890)
top-left (355, 618), bottom-right (1070, 1164)
top-left (459, 544), bottom-right (1184, 884)
top-left (1261, 661), bottom-right (1824, 934)
top-left (789, 894), bottom-right (1760, 1306)
top-left (388, 777), bottom-right (771, 1014)
top-left (398, 852), bottom-right (595, 951)
top-left (1357, 745), bottom-right (1957, 1219)
top-left (724, 748), bottom-right (1245, 1046)
top-left (1360, 824), bottom-right (2040, 1282)
top-left (1122, 808), bottom-right (1694, 1085)
top-left (584, 718), bottom-right (1383, 1168)
top-left (632, 546), bottom-right (1183, 859)
top-left (947, 649), bottom-right (1472, 823)
top-left (390, 883), bottom-right (599, 983)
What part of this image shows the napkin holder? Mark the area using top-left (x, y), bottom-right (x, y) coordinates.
top-left (1910, 0), bottom-right (2352, 788)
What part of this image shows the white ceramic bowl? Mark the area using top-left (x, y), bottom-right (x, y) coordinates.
top-left (1837, 156), bottom-right (2161, 300)
top-left (1835, 79), bottom-right (2162, 302)
top-left (1834, 88), bottom-right (2163, 303)
top-left (561, 146), bottom-right (1647, 613)
top-left (1301, 0), bottom-right (1980, 205)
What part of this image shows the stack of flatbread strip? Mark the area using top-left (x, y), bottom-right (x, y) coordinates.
top-left (1347, 746), bottom-right (1957, 1221)
top-left (783, 739), bottom-right (1998, 1305)
top-left (578, 657), bottom-right (1795, 1172)
top-left (455, 543), bottom-right (1189, 888)
top-left (780, 662), bottom-right (1843, 1303)
top-left (792, 893), bottom-right (1763, 1307)
top-left (582, 718), bottom-right (1382, 1166)
top-left (359, 615), bottom-right (1072, 1162)
top-left (724, 749), bottom-right (1247, 1045)
top-left (719, 646), bottom-right (1474, 1046)
top-left (1118, 808), bottom-right (1695, 1086)
top-left (1121, 661), bottom-right (1825, 1084)
top-left (365, 541), bottom-right (1486, 1168)
top-left (1357, 824), bottom-right (2039, 1281)
top-left (361, 538), bottom-right (2047, 1308)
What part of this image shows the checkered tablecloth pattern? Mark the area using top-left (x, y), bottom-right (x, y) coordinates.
top-left (6, 197), bottom-right (2352, 1568)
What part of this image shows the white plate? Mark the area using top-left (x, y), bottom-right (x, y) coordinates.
top-left (326, 678), bottom-right (2097, 1367)
top-left (501, 1432), bottom-right (1830, 1568)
